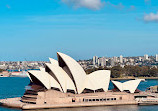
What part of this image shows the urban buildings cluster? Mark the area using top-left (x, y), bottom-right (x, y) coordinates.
top-left (0, 54), bottom-right (158, 71)
top-left (0, 61), bottom-right (47, 71)
top-left (78, 54), bottom-right (158, 70)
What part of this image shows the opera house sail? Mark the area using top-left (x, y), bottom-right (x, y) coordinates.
top-left (0, 52), bottom-right (153, 110)
top-left (111, 79), bottom-right (144, 93)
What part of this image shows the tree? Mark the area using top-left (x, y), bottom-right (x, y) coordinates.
top-left (0, 69), bottom-right (3, 73)
top-left (148, 67), bottom-right (158, 77)
top-left (111, 66), bottom-right (123, 78)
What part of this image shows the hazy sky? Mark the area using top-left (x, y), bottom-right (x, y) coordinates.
top-left (0, 0), bottom-right (158, 61)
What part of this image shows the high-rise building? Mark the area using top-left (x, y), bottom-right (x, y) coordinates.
top-left (99, 57), bottom-right (106, 67)
top-left (120, 55), bottom-right (123, 63)
top-left (113, 56), bottom-right (118, 63)
top-left (93, 56), bottom-right (98, 65)
top-left (98, 58), bottom-right (100, 66)
top-left (110, 58), bottom-right (115, 67)
top-left (156, 54), bottom-right (158, 62)
top-left (139, 57), bottom-right (142, 61)
top-left (144, 54), bottom-right (148, 60)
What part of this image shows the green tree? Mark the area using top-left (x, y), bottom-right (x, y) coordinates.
top-left (111, 66), bottom-right (123, 78)
top-left (148, 67), bottom-right (158, 77)
top-left (0, 69), bottom-right (3, 73)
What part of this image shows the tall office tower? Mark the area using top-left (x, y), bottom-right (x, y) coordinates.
top-left (156, 54), bottom-right (158, 62)
top-left (100, 57), bottom-right (106, 67)
top-left (113, 56), bottom-right (118, 63)
top-left (144, 54), bottom-right (148, 60)
top-left (98, 58), bottom-right (100, 66)
top-left (120, 55), bottom-right (123, 63)
top-left (110, 58), bottom-right (115, 67)
top-left (93, 56), bottom-right (98, 65)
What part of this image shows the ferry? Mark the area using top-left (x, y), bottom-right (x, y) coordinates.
top-left (138, 98), bottom-right (158, 105)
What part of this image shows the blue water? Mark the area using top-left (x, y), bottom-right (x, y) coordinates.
top-left (0, 78), bottom-right (158, 111)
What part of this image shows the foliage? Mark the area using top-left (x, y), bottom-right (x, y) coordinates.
top-left (85, 65), bottom-right (158, 78)
top-left (0, 69), bottom-right (3, 73)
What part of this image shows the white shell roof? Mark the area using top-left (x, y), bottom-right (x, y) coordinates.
top-left (49, 58), bottom-right (59, 66)
top-left (57, 52), bottom-right (86, 94)
top-left (39, 67), bottom-right (45, 72)
top-left (27, 67), bottom-right (45, 82)
top-left (45, 63), bottom-right (76, 93)
top-left (112, 79), bottom-right (143, 93)
top-left (28, 70), bottom-right (62, 91)
top-left (26, 71), bottom-right (32, 82)
top-left (27, 52), bottom-right (112, 94)
top-left (84, 70), bottom-right (110, 92)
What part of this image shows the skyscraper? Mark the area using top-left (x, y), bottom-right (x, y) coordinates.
top-left (113, 56), bottom-right (118, 63)
top-left (100, 57), bottom-right (106, 67)
top-left (120, 55), bottom-right (123, 63)
top-left (93, 56), bottom-right (98, 65)
top-left (98, 58), bottom-right (100, 66)
top-left (144, 54), bottom-right (148, 60)
top-left (110, 58), bottom-right (115, 67)
top-left (156, 54), bottom-right (158, 62)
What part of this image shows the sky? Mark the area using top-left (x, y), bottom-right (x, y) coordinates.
top-left (0, 0), bottom-right (158, 61)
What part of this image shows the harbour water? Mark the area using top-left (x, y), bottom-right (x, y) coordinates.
top-left (0, 78), bottom-right (158, 111)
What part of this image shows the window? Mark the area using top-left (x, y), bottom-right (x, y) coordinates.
top-left (96, 99), bottom-right (99, 101)
top-left (72, 99), bottom-right (75, 102)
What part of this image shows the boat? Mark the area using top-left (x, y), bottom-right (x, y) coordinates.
top-left (138, 98), bottom-right (158, 105)
top-left (0, 71), bottom-right (11, 77)
top-left (11, 71), bottom-right (28, 77)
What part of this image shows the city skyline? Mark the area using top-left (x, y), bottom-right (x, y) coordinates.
top-left (1, 53), bottom-right (158, 72)
top-left (0, 53), bottom-right (158, 62)
top-left (0, 0), bottom-right (158, 61)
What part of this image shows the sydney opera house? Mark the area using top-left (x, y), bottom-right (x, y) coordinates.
top-left (23, 52), bottom-right (111, 104)
top-left (0, 52), bottom-right (152, 109)
top-left (21, 52), bottom-right (143, 105)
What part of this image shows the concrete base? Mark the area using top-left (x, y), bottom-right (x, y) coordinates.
top-left (0, 97), bottom-right (25, 109)
top-left (0, 97), bottom-right (138, 110)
